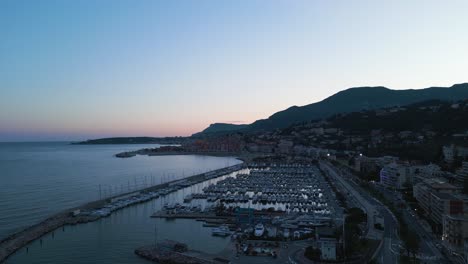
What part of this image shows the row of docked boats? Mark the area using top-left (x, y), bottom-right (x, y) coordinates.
top-left (185, 165), bottom-right (334, 215)
top-left (82, 189), bottom-right (175, 217)
top-left (211, 223), bottom-right (265, 237)
top-left (78, 164), bottom-right (245, 218)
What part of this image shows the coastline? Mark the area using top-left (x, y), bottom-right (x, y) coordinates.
top-left (0, 162), bottom-right (245, 263)
top-left (71, 137), bottom-right (189, 145)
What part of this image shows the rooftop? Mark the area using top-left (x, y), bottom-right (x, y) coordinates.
top-left (431, 192), bottom-right (460, 201)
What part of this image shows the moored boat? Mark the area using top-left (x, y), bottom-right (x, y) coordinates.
top-left (254, 223), bottom-right (264, 237)
top-left (212, 225), bottom-right (231, 237)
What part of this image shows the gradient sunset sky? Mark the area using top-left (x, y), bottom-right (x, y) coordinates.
top-left (1, 0), bottom-right (468, 141)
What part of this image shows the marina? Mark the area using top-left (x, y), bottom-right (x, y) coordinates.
top-left (193, 164), bottom-right (336, 215)
top-left (140, 163), bottom-right (344, 262)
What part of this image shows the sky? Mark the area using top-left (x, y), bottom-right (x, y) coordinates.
top-left (1, 0), bottom-right (468, 141)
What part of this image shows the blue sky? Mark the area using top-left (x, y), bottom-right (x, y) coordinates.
top-left (1, 0), bottom-right (468, 141)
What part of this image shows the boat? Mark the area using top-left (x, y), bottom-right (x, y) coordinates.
top-left (293, 230), bottom-right (301, 239)
top-left (254, 223), bottom-right (265, 237)
top-left (244, 227), bottom-right (253, 234)
top-left (163, 203), bottom-right (175, 210)
top-left (183, 194), bottom-right (193, 203)
top-left (266, 226), bottom-right (277, 238)
top-left (212, 225), bottom-right (231, 237)
top-left (115, 152), bottom-right (136, 158)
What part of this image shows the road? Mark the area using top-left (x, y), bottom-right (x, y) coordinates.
top-left (321, 161), bottom-right (398, 264)
top-left (376, 185), bottom-right (452, 264)
top-left (336, 162), bottom-right (455, 264)
top-left (320, 161), bottom-right (380, 239)
top-left (374, 202), bottom-right (399, 264)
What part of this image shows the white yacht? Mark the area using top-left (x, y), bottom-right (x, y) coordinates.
top-left (254, 223), bottom-right (265, 237)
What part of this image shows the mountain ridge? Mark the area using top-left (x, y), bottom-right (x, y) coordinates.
top-left (197, 83), bottom-right (468, 134)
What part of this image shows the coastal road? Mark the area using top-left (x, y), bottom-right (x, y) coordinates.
top-left (376, 186), bottom-right (450, 263)
top-left (320, 161), bottom-right (380, 240)
top-left (343, 173), bottom-right (399, 264)
top-left (321, 161), bottom-right (400, 264)
top-left (335, 172), bottom-right (399, 264)
top-left (342, 166), bottom-right (451, 264)
top-left (376, 201), bottom-right (399, 264)
top-left (401, 208), bottom-right (448, 263)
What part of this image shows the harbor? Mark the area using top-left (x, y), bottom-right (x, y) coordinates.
top-left (4, 161), bottom-right (347, 264)
top-left (132, 163), bottom-right (345, 263)
top-left (151, 164), bottom-right (341, 236)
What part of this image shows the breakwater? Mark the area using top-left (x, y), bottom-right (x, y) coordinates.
top-left (114, 149), bottom-right (260, 163)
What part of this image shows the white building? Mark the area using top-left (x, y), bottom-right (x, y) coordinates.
top-left (315, 227), bottom-right (338, 261)
top-left (320, 238), bottom-right (337, 260)
top-left (380, 163), bottom-right (411, 189)
top-left (414, 178), bottom-right (462, 231)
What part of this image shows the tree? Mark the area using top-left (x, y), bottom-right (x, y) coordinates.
top-left (347, 207), bottom-right (367, 224)
top-left (402, 230), bottom-right (420, 261)
top-left (304, 246), bottom-right (321, 260)
top-left (344, 207), bottom-right (367, 257)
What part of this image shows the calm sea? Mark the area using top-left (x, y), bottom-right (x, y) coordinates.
top-left (0, 142), bottom-right (242, 263)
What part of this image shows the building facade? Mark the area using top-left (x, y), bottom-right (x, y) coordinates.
top-left (413, 178), bottom-right (461, 228)
top-left (380, 163), bottom-right (411, 189)
top-left (443, 215), bottom-right (468, 254)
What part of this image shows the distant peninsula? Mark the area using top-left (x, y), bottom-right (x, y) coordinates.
top-left (72, 137), bottom-right (188, 145)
